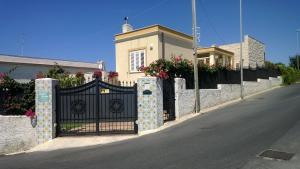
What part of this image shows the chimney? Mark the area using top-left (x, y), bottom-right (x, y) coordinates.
top-left (97, 60), bottom-right (106, 71)
top-left (122, 17), bottom-right (133, 33)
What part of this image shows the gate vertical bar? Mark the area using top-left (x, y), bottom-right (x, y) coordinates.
top-left (134, 83), bottom-right (138, 133)
top-left (95, 77), bottom-right (100, 134)
top-left (55, 85), bottom-right (61, 136)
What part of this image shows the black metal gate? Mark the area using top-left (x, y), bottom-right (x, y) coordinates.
top-left (163, 79), bottom-right (175, 122)
top-left (56, 78), bottom-right (138, 136)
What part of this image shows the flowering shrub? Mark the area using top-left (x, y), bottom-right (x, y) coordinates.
top-left (75, 71), bottom-right (85, 84)
top-left (36, 71), bottom-right (45, 79)
top-left (139, 56), bottom-right (193, 80)
top-left (139, 59), bottom-right (173, 79)
top-left (0, 75), bottom-right (35, 115)
top-left (46, 64), bottom-right (85, 88)
top-left (93, 70), bottom-right (102, 78)
top-left (198, 62), bottom-right (232, 73)
top-left (25, 109), bottom-right (35, 119)
top-left (108, 71), bottom-right (118, 80)
top-left (0, 72), bottom-right (6, 84)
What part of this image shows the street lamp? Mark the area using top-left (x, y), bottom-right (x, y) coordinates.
top-left (296, 29), bottom-right (300, 70)
top-left (240, 0), bottom-right (244, 99)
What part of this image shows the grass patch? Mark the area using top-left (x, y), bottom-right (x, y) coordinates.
top-left (60, 122), bottom-right (83, 131)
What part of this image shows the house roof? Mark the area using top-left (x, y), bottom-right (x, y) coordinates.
top-left (197, 47), bottom-right (234, 56)
top-left (115, 24), bottom-right (193, 42)
top-left (0, 54), bottom-right (99, 69)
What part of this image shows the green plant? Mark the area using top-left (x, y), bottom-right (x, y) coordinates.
top-left (0, 75), bottom-right (35, 115)
top-left (140, 56), bottom-right (234, 80)
top-left (140, 56), bottom-right (194, 79)
top-left (46, 64), bottom-right (85, 88)
top-left (277, 64), bottom-right (300, 85)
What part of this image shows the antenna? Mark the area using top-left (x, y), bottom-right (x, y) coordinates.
top-left (20, 33), bottom-right (25, 56)
top-left (124, 17), bottom-right (129, 24)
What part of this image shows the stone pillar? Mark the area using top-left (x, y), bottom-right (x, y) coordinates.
top-left (174, 78), bottom-right (185, 118)
top-left (209, 53), bottom-right (215, 65)
top-left (35, 78), bottom-right (58, 144)
top-left (137, 77), bottom-right (163, 133)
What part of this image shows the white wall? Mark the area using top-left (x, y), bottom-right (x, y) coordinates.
top-left (161, 33), bottom-right (193, 61)
top-left (0, 63), bottom-right (97, 83)
top-left (0, 116), bottom-right (37, 155)
top-left (175, 77), bottom-right (282, 119)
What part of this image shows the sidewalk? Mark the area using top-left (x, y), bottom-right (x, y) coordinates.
top-left (24, 135), bottom-right (138, 153)
top-left (241, 121), bottom-right (300, 169)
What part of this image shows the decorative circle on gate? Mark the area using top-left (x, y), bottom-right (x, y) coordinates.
top-left (109, 99), bottom-right (124, 114)
top-left (71, 99), bottom-right (86, 114)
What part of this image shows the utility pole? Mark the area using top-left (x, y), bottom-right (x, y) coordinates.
top-left (239, 0), bottom-right (244, 99)
top-left (297, 29), bottom-right (300, 70)
top-left (192, 0), bottom-right (200, 113)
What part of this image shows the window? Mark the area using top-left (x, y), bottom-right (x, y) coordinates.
top-left (129, 49), bottom-right (145, 72)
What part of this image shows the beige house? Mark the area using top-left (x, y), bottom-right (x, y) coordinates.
top-left (115, 23), bottom-right (265, 81)
top-left (115, 24), bottom-right (193, 81)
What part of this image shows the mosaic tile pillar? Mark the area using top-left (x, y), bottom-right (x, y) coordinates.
top-left (137, 77), bottom-right (163, 133)
top-left (35, 78), bottom-right (58, 144)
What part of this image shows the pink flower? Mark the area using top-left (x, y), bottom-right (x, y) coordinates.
top-left (0, 72), bottom-right (6, 79)
top-left (93, 70), bottom-right (102, 78)
top-left (108, 71), bottom-right (118, 79)
top-left (175, 56), bottom-right (182, 63)
top-left (25, 109), bottom-right (36, 119)
top-left (157, 71), bottom-right (169, 79)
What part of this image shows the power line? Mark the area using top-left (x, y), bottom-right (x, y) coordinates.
top-left (131, 0), bottom-right (171, 20)
top-left (198, 0), bottom-right (226, 44)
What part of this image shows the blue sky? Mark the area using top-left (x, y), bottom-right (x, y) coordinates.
top-left (0, 0), bottom-right (299, 71)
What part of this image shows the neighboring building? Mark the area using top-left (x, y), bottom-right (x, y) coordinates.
top-left (197, 46), bottom-right (234, 68)
top-left (115, 24), bottom-right (194, 81)
top-left (0, 54), bottom-right (105, 83)
top-left (219, 35), bottom-right (265, 69)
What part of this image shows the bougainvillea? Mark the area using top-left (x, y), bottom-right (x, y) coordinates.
top-left (0, 72), bottom-right (6, 79)
top-left (139, 56), bottom-right (193, 80)
top-left (36, 71), bottom-right (45, 79)
top-left (108, 71), bottom-right (118, 80)
top-left (93, 70), bottom-right (102, 78)
top-left (25, 109), bottom-right (36, 119)
top-left (0, 75), bottom-right (35, 115)
top-left (0, 72), bottom-right (6, 84)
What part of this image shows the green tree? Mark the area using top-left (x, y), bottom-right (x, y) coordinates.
top-left (289, 55), bottom-right (300, 69)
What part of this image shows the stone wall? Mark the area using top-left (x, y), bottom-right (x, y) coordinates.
top-left (0, 116), bottom-right (37, 155)
top-left (247, 36), bottom-right (265, 68)
top-left (174, 78), bottom-right (195, 118)
top-left (175, 77), bottom-right (282, 119)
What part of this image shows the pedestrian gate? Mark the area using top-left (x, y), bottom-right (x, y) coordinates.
top-left (163, 79), bottom-right (175, 122)
top-left (56, 78), bottom-right (138, 136)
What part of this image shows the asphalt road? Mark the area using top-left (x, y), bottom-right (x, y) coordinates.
top-left (1, 84), bottom-right (300, 169)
